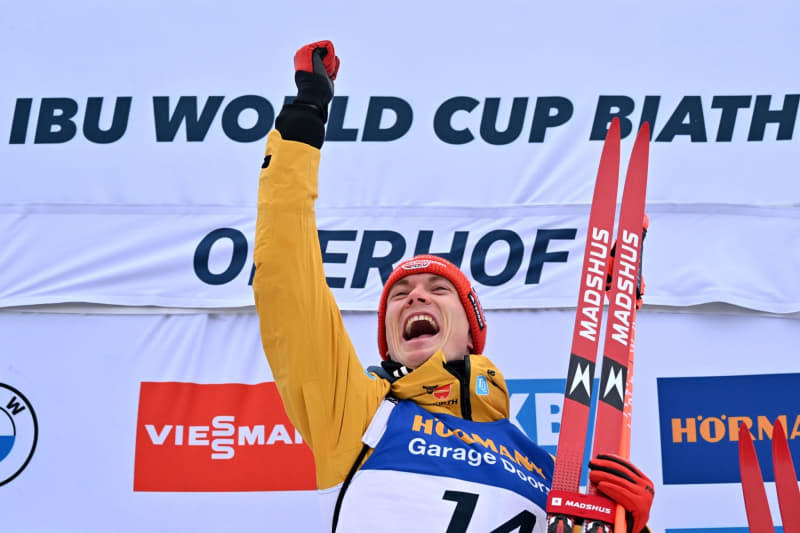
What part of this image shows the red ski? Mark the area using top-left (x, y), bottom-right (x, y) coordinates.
top-left (737, 420), bottom-right (800, 533)
top-left (738, 422), bottom-right (775, 533)
top-left (546, 120), bottom-right (650, 533)
top-left (772, 422), bottom-right (800, 533)
top-left (590, 123), bottom-right (649, 459)
top-left (546, 119), bottom-right (620, 533)
top-left (584, 124), bottom-right (650, 533)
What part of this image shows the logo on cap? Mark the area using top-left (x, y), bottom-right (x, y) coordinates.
top-left (402, 259), bottom-right (447, 271)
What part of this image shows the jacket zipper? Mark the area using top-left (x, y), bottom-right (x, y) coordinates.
top-left (460, 355), bottom-right (472, 420)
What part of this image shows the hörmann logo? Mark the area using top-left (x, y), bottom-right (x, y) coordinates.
top-left (9, 94), bottom-right (799, 144)
top-left (657, 373), bottom-right (800, 484)
top-left (134, 382), bottom-right (315, 491)
top-left (670, 414), bottom-right (800, 445)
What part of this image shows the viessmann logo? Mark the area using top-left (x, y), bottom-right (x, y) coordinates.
top-left (134, 382), bottom-right (316, 491)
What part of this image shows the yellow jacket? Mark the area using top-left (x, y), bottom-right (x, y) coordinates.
top-left (253, 130), bottom-right (514, 491)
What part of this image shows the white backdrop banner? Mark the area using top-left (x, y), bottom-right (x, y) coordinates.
top-left (2, 4), bottom-right (799, 533)
top-left (1, 308), bottom-right (799, 532)
top-left (2, 3), bottom-right (799, 207)
top-left (0, 205), bottom-right (797, 312)
top-left (1, 2), bottom-right (799, 313)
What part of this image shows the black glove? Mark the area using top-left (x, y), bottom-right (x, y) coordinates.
top-left (293, 40), bottom-right (340, 122)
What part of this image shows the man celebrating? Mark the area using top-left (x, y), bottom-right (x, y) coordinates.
top-left (253, 40), bottom-right (654, 533)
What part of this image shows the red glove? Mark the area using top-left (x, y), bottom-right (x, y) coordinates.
top-left (294, 40), bottom-right (340, 80)
top-left (588, 454), bottom-right (654, 533)
top-left (292, 40), bottom-right (340, 122)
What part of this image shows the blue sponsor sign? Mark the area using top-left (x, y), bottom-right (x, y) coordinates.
top-left (507, 379), bottom-right (599, 485)
top-left (657, 373), bottom-right (800, 485)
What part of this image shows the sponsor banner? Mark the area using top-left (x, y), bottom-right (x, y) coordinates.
top-left (657, 373), bottom-right (800, 485)
top-left (131, 377), bottom-right (598, 495)
top-left (1, 309), bottom-right (799, 532)
top-left (3, 4), bottom-right (800, 320)
top-left (134, 381), bottom-right (315, 491)
top-left (0, 207), bottom-right (798, 313)
top-left (5, 90), bottom-right (800, 208)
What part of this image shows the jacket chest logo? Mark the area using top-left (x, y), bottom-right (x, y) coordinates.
top-left (422, 384), bottom-right (452, 400)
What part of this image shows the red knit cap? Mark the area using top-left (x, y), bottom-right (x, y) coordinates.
top-left (377, 254), bottom-right (487, 360)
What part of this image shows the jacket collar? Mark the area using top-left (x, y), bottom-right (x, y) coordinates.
top-left (388, 350), bottom-right (510, 422)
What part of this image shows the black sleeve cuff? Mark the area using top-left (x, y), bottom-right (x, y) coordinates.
top-left (275, 103), bottom-right (325, 149)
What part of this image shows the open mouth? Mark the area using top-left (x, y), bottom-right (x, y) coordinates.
top-left (403, 313), bottom-right (440, 341)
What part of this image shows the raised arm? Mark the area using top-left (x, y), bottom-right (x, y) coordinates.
top-left (253, 41), bottom-right (389, 489)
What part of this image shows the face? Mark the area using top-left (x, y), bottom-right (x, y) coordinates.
top-left (384, 273), bottom-right (473, 369)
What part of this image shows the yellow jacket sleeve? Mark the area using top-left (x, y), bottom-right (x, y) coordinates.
top-left (253, 130), bottom-right (389, 489)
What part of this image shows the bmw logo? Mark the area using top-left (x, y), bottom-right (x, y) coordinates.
top-left (0, 384), bottom-right (38, 486)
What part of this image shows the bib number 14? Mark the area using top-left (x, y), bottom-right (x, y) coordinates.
top-left (443, 490), bottom-right (537, 533)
